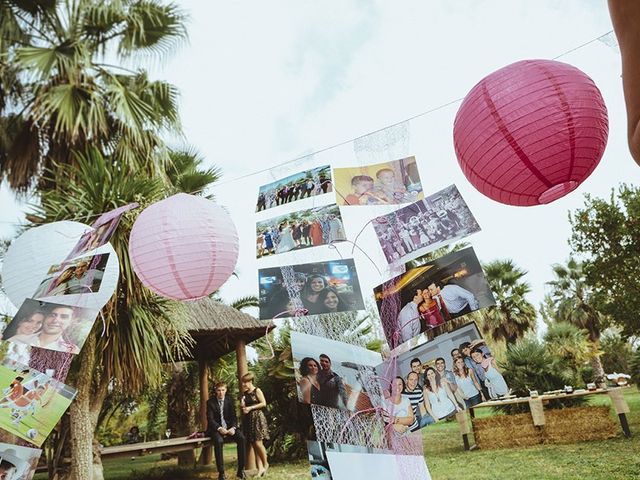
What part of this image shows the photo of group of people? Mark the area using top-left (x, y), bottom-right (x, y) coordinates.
top-left (256, 205), bottom-right (346, 258)
top-left (258, 260), bottom-right (365, 319)
top-left (65, 203), bottom-right (137, 261)
top-left (0, 442), bottom-right (41, 480)
top-left (32, 253), bottom-right (109, 298)
top-left (376, 323), bottom-right (510, 436)
top-left (4, 299), bottom-right (98, 355)
top-left (0, 355), bottom-right (76, 446)
top-left (373, 185), bottom-right (481, 264)
top-left (291, 332), bottom-right (381, 413)
top-left (333, 157), bottom-right (424, 206)
top-left (374, 247), bottom-right (495, 347)
top-left (256, 166), bottom-right (333, 212)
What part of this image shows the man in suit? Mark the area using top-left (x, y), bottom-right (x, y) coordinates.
top-left (207, 382), bottom-right (246, 480)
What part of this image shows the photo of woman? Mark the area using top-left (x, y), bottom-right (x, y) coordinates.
top-left (0, 311), bottom-right (44, 341)
top-left (258, 259), bottom-right (365, 320)
top-left (423, 367), bottom-right (460, 421)
top-left (316, 287), bottom-right (347, 314)
top-left (299, 357), bottom-right (322, 404)
top-left (383, 377), bottom-right (415, 435)
top-left (471, 348), bottom-right (509, 399)
top-left (452, 357), bottom-right (485, 408)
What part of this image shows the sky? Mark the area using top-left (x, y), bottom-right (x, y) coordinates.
top-left (1, 1), bottom-right (639, 334)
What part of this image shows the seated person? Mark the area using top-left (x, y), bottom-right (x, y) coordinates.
top-left (206, 382), bottom-right (247, 480)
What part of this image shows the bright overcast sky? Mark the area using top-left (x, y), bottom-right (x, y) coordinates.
top-left (2, 1), bottom-right (640, 328)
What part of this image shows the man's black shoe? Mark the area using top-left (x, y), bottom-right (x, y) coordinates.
top-left (218, 474), bottom-right (226, 480)
top-left (236, 472), bottom-right (247, 479)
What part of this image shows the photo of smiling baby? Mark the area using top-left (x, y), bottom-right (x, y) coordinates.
top-left (333, 156), bottom-right (424, 206)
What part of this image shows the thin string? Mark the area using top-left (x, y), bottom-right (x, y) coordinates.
top-left (203, 30), bottom-right (614, 191)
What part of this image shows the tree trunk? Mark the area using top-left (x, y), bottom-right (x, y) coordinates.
top-left (166, 362), bottom-right (196, 466)
top-left (590, 339), bottom-right (607, 388)
top-left (64, 335), bottom-right (99, 480)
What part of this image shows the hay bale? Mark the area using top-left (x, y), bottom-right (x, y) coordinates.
top-left (472, 406), bottom-right (617, 450)
top-left (473, 412), bottom-right (541, 449)
top-left (543, 406), bottom-right (617, 444)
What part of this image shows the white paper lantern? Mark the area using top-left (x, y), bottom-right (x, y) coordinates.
top-left (1, 221), bottom-right (119, 311)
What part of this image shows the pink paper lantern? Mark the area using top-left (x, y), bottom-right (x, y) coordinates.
top-left (453, 59), bottom-right (608, 206)
top-left (129, 193), bottom-right (238, 300)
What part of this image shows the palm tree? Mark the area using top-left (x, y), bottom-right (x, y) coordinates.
top-left (0, 0), bottom-right (186, 192)
top-left (547, 258), bottom-right (610, 386)
top-left (31, 148), bottom-right (219, 480)
top-left (479, 259), bottom-right (537, 345)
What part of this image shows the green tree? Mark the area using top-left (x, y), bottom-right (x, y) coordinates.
top-left (547, 258), bottom-right (609, 386)
top-left (478, 259), bottom-right (537, 345)
top-left (542, 322), bottom-right (592, 384)
top-left (31, 148), bottom-right (218, 480)
top-left (0, 0), bottom-right (186, 192)
top-left (569, 184), bottom-right (640, 337)
top-left (600, 331), bottom-right (635, 375)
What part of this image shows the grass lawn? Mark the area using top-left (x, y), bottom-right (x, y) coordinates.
top-left (424, 388), bottom-right (640, 480)
top-left (35, 389), bottom-right (639, 479)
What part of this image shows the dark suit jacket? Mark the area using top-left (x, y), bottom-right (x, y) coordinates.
top-left (206, 395), bottom-right (238, 434)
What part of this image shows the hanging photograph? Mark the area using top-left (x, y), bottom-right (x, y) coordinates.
top-left (258, 259), bottom-right (365, 319)
top-left (32, 253), bottom-right (110, 298)
top-left (373, 247), bottom-right (495, 347)
top-left (333, 156), bottom-right (423, 206)
top-left (256, 204), bottom-right (346, 258)
top-left (0, 442), bottom-right (42, 480)
top-left (65, 203), bottom-right (138, 261)
top-left (0, 355), bottom-right (77, 447)
top-left (307, 441), bottom-right (392, 479)
top-left (291, 331), bottom-right (382, 412)
top-left (375, 322), bottom-right (508, 434)
top-left (373, 185), bottom-right (481, 264)
top-left (5, 299), bottom-right (99, 355)
top-left (256, 165), bottom-right (333, 212)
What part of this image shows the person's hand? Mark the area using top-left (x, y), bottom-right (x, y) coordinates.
top-left (227, 427), bottom-right (236, 436)
top-left (241, 406), bottom-right (249, 414)
top-left (218, 427), bottom-right (228, 436)
top-left (393, 424), bottom-right (409, 434)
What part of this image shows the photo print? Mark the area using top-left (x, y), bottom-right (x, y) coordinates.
top-left (376, 322), bottom-right (509, 435)
top-left (258, 259), bottom-right (365, 320)
top-left (65, 203), bottom-right (138, 261)
top-left (307, 441), bottom-right (391, 480)
top-left (373, 185), bottom-right (481, 265)
top-left (373, 247), bottom-right (495, 347)
top-left (291, 331), bottom-right (382, 412)
top-left (0, 442), bottom-right (42, 480)
top-left (5, 299), bottom-right (99, 355)
top-left (333, 156), bottom-right (423, 206)
top-left (256, 204), bottom-right (346, 259)
top-left (0, 355), bottom-right (77, 446)
top-left (32, 253), bottom-right (110, 298)
top-left (326, 451), bottom-right (431, 480)
top-left (256, 165), bottom-right (333, 212)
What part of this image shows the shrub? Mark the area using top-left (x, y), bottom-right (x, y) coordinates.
top-left (497, 338), bottom-right (585, 413)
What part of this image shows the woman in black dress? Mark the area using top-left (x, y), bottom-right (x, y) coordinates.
top-left (298, 357), bottom-right (321, 404)
top-left (241, 372), bottom-right (270, 477)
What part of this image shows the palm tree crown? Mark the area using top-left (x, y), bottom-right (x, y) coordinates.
top-left (0, 0), bottom-right (187, 191)
top-left (479, 259), bottom-right (537, 345)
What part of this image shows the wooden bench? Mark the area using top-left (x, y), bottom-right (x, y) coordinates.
top-left (100, 436), bottom-right (213, 460)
